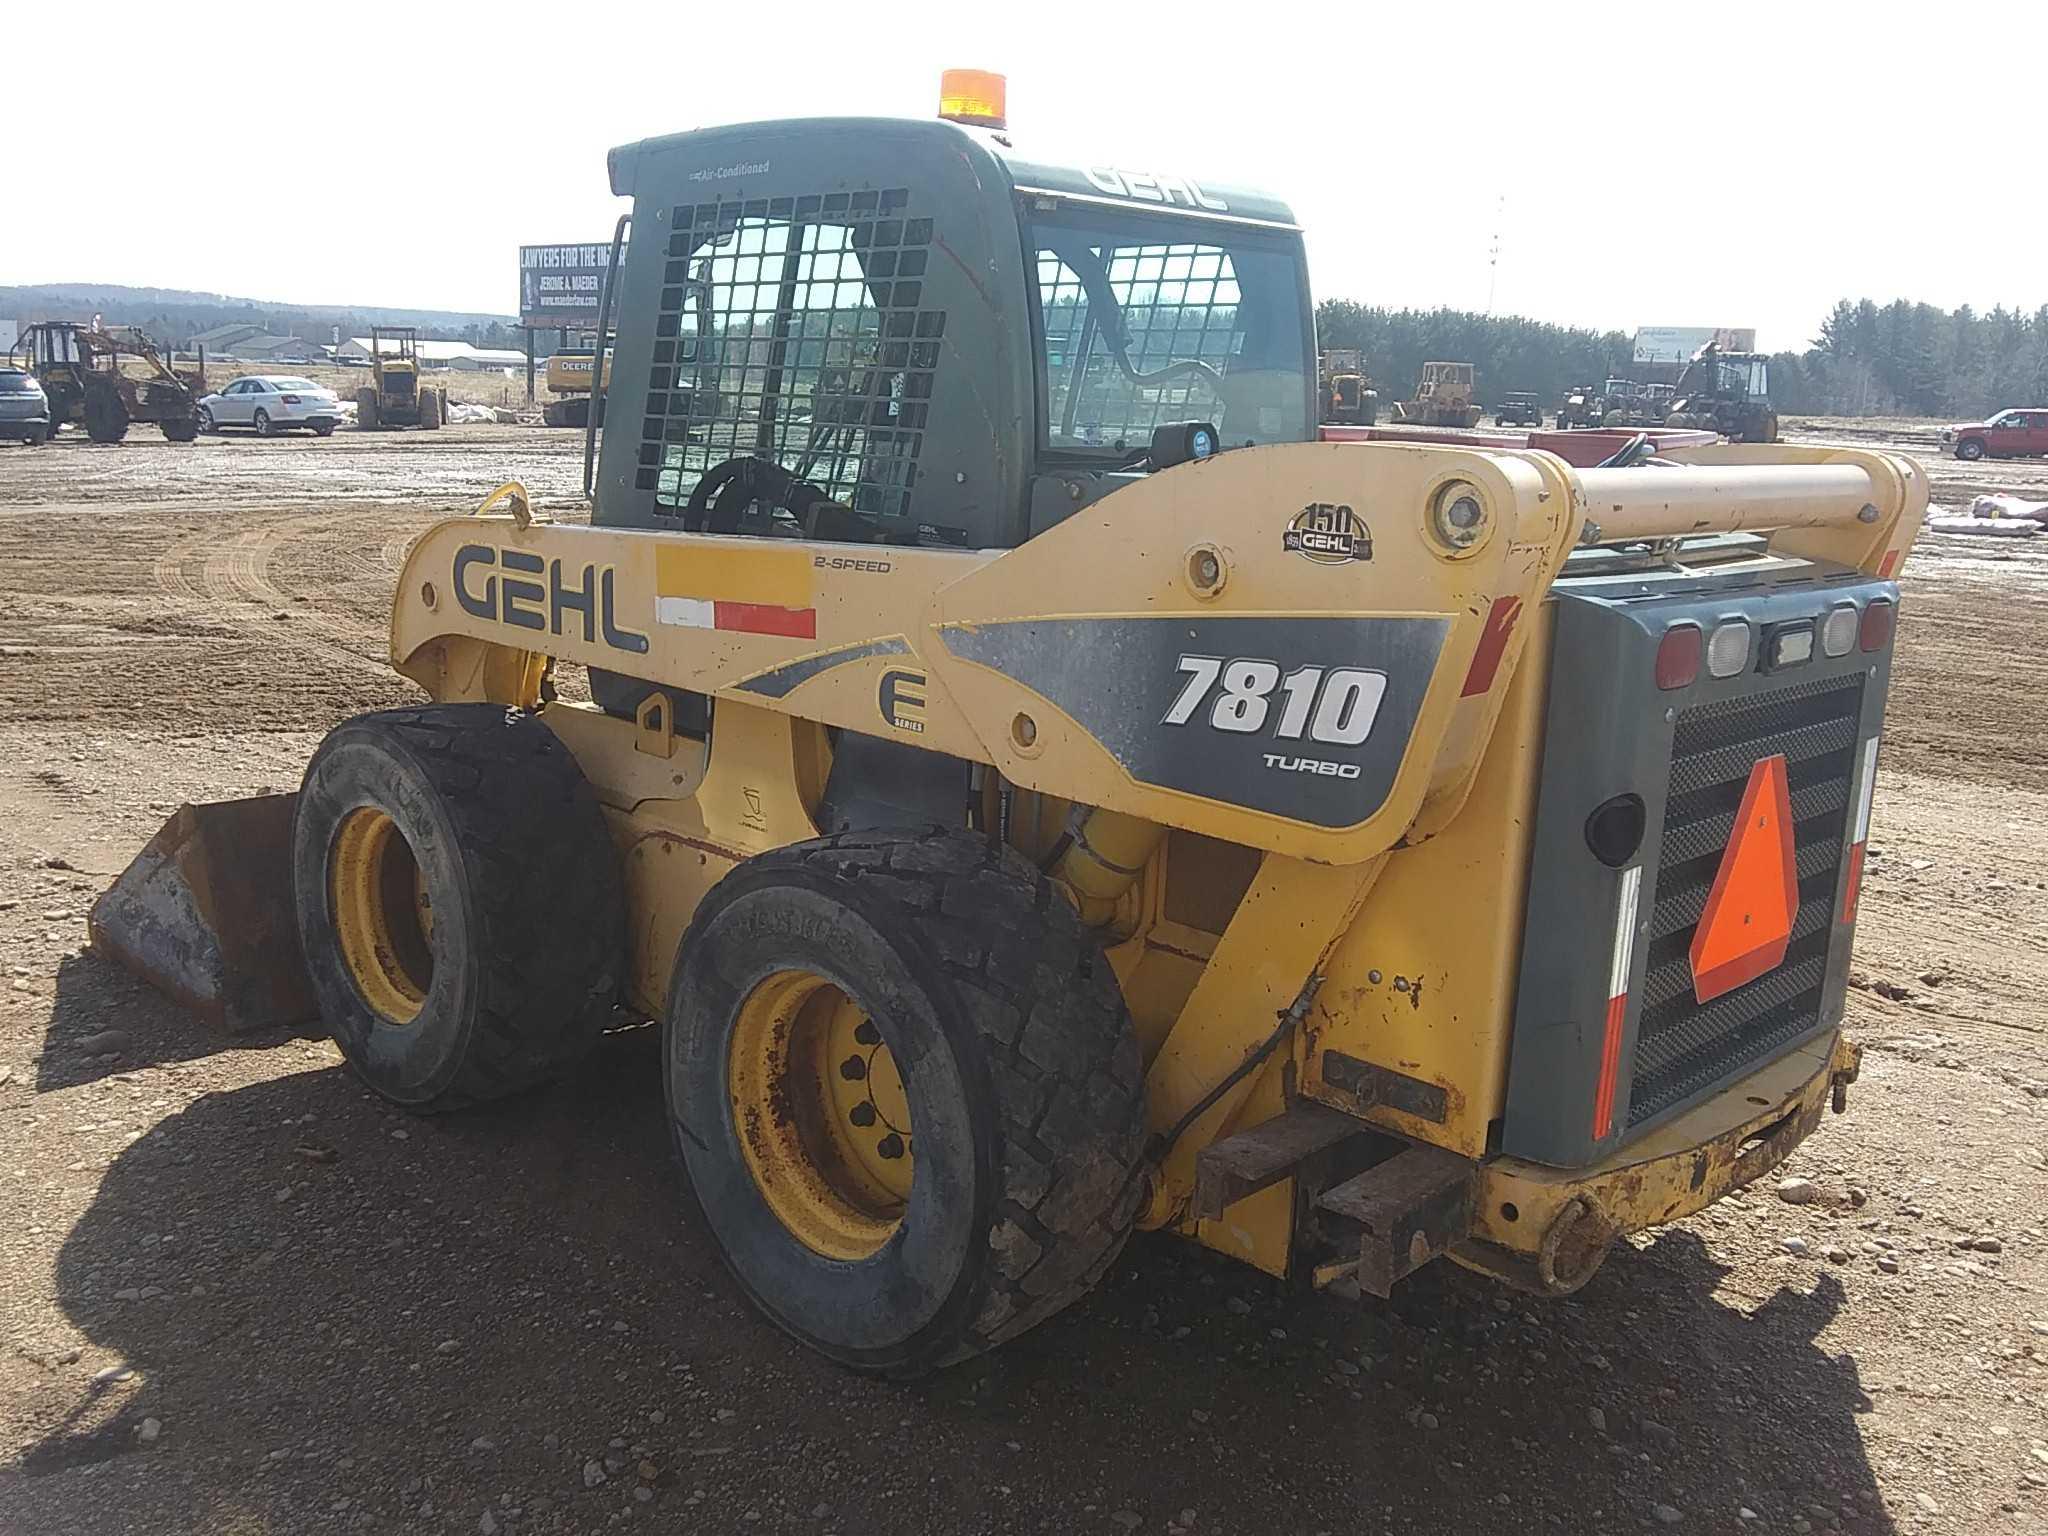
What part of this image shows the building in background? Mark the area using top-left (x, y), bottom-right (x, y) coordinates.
top-left (333, 338), bottom-right (523, 371)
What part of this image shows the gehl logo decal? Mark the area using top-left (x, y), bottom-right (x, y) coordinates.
top-left (879, 668), bottom-right (927, 734)
top-left (1283, 503), bottom-right (1372, 565)
top-left (1084, 167), bottom-right (1228, 213)
top-left (454, 544), bottom-right (649, 654)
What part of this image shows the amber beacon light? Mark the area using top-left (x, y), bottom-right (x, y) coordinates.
top-left (938, 69), bottom-right (1007, 129)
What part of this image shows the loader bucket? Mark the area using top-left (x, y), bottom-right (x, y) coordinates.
top-left (88, 796), bottom-right (318, 1035)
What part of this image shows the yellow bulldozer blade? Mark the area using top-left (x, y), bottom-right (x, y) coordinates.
top-left (88, 796), bottom-right (316, 1034)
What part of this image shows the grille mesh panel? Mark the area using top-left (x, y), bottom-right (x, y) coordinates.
top-left (1627, 673), bottom-right (1865, 1128)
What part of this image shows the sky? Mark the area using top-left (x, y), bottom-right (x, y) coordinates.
top-left (10, 2), bottom-right (2046, 353)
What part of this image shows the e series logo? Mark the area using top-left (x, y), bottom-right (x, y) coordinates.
top-left (879, 669), bottom-right (926, 733)
top-left (453, 544), bottom-right (649, 654)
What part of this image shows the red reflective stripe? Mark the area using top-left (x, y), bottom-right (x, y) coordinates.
top-left (713, 601), bottom-right (817, 639)
top-left (1878, 549), bottom-right (1900, 578)
top-left (1592, 992), bottom-right (1628, 1140)
top-left (1459, 596), bottom-right (1523, 697)
top-left (1590, 865), bottom-right (1642, 1141)
top-left (1841, 843), bottom-right (1866, 925)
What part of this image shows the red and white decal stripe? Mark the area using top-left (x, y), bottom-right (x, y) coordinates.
top-left (655, 596), bottom-right (818, 640)
top-left (1591, 864), bottom-right (1642, 1142)
top-left (1840, 734), bottom-right (1880, 924)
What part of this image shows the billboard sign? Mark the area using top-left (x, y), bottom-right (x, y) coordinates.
top-left (519, 243), bottom-right (618, 330)
top-left (1633, 326), bottom-right (1758, 364)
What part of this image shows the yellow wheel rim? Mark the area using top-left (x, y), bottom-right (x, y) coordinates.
top-left (727, 970), bottom-right (912, 1261)
top-left (329, 807), bottom-right (435, 1025)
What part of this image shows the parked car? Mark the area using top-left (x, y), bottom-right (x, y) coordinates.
top-left (197, 375), bottom-right (343, 437)
top-left (1941, 408), bottom-right (2048, 462)
top-left (0, 367), bottom-right (52, 445)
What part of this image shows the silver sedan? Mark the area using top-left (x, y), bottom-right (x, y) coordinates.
top-left (197, 375), bottom-right (343, 437)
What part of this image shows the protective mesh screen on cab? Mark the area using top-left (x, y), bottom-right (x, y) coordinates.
top-left (637, 189), bottom-right (946, 529)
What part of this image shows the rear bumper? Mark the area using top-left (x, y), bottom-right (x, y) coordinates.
top-left (0, 417), bottom-right (49, 440)
top-left (1454, 1027), bottom-right (1859, 1292)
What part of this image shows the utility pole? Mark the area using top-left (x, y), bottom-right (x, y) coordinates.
top-left (1485, 195), bottom-right (1504, 316)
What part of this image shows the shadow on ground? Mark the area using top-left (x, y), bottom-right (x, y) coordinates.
top-left (33, 950), bottom-right (324, 1095)
top-left (14, 1008), bottom-right (1893, 1534)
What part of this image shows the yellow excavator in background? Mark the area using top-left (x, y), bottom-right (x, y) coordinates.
top-left (542, 347), bottom-right (610, 428)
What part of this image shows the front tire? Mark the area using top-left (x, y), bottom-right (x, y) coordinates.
top-left (293, 705), bottom-right (625, 1111)
top-left (1957, 438), bottom-right (1985, 461)
top-left (197, 405), bottom-right (215, 434)
top-left (666, 830), bottom-right (1146, 1376)
top-left (84, 391), bottom-right (129, 443)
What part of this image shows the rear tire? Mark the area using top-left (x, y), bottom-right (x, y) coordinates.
top-left (355, 388), bottom-right (381, 431)
top-left (666, 829), bottom-right (1146, 1375)
top-left (84, 390), bottom-right (129, 443)
top-left (419, 389), bottom-right (442, 430)
top-left (293, 705), bottom-right (626, 1112)
top-left (314, 421), bottom-right (335, 437)
top-left (253, 408), bottom-right (273, 437)
top-left (162, 417), bottom-right (198, 443)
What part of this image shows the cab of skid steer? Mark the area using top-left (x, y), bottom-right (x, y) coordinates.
top-left (593, 117), bottom-right (1319, 553)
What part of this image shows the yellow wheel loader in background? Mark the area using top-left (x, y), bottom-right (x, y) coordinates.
top-left (1391, 360), bottom-right (1485, 429)
top-left (92, 78), bottom-right (1923, 1377)
top-left (354, 326), bottom-right (443, 431)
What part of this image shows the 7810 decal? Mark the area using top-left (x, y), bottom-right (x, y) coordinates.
top-left (1161, 656), bottom-right (1388, 745)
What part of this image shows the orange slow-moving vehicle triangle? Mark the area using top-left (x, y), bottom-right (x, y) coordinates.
top-left (1690, 754), bottom-right (1799, 1004)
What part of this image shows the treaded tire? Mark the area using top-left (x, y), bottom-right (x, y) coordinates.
top-left (293, 704), bottom-right (625, 1112)
top-left (665, 829), bottom-right (1146, 1376)
top-left (419, 389), bottom-right (442, 430)
top-left (355, 388), bottom-right (380, 430)
top-left (84, 389), bottom-right (129, 443)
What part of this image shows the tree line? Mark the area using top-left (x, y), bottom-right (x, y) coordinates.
top-left (1316, 297), bottom-right (2048, 419)
top-left (0, 284), bottom-right (523, 354)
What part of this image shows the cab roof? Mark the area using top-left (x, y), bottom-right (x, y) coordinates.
top-left (608, 116), bottom-right (1300, 232)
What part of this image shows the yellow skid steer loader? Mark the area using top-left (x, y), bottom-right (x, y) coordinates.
top-left (94, 78), bottom-right (1922, 1376)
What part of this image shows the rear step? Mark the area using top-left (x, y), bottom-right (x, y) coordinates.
top-left (1191, 1101), bottom-right (1365, 1221)
top-left (1316, 1143), bottom-right (1476, 1298)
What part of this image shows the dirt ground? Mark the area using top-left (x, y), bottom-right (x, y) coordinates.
top-left (1, 419), bottom-right (2045, 1536)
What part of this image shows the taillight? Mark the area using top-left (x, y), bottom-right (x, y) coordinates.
top-left (1655, 623), bottom-right (1701, 689)
top-left (1859, 598), bottom-right (1895, 653)
top-left (1820, 604), bottom-right (1859, 658)
top-left (282, 394), bottom-right (302, 404)
top-left (1705, 619), bottom-right (1751, 678)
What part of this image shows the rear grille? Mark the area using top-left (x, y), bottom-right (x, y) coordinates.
top-left (1628, 672), bottom-right (1865, 1127)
